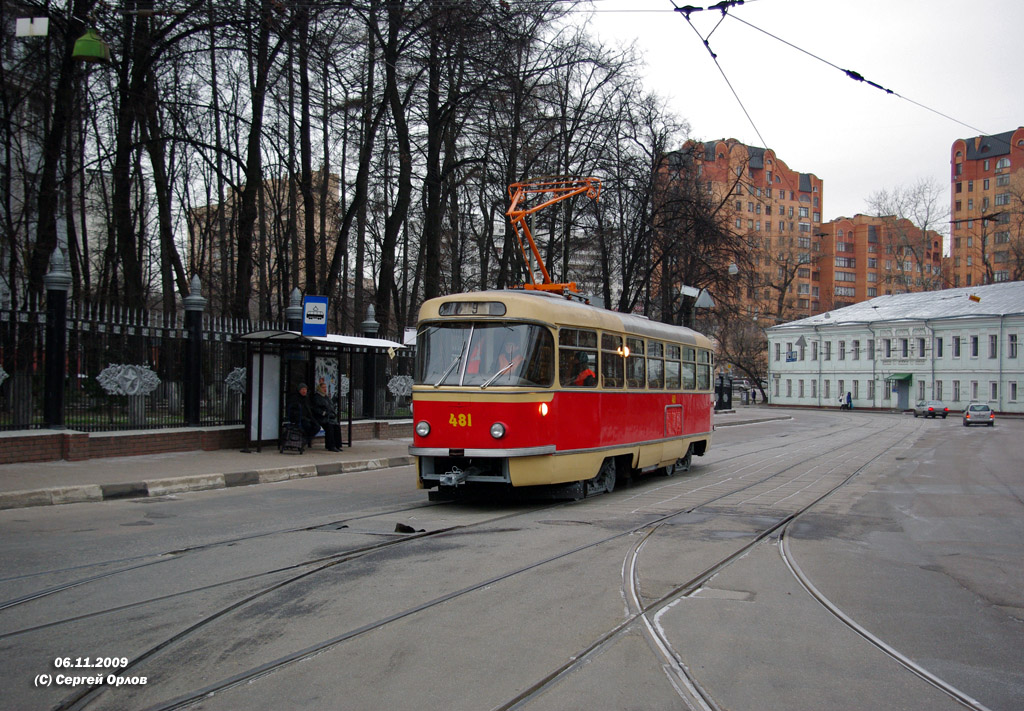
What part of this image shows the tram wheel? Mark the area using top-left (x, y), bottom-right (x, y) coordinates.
top-left (669, 445), bottom-right (693, 475)
top-left (586, 459), bottom-right (616, 496)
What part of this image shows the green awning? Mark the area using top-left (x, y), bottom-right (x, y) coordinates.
top-left (886, 373), bottom-right (912, 382)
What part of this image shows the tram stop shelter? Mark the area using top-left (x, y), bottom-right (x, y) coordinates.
top-left (237, 330), bottom-right (406, 452)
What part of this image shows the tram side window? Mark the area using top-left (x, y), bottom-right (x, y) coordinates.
top-left (601, 333), bottom-right (624, 388)
top-left (696, 349), bottom-right (712, 391)
top-left (682, 347), bottom-right (697, 390)
top-left (665, 344), bottom-right (681, 389)
top-left (626, 338), bottom-right (645, 388)
top-left (559, 328), bottom-right (598, 387)
top-left (648, 342), bottom-right (664, 389)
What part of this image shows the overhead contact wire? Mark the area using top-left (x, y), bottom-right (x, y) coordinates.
top-left (671, 1), bottom-right (770, 149)
top-left (724, 12), bottom-right (997, 141)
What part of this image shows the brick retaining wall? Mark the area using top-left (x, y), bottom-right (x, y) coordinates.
top-left (0, 421), bottom-right (412, 465)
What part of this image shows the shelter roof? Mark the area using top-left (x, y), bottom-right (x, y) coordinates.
top-left (238, 330), bottom-right (405, 351)
top-left (769, 281), bottom-right (1024, 331)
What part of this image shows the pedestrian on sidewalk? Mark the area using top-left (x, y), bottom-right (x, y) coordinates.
top-left (313, 382), bottom-right (343, 452)
top-left (288, 383), bottom-right (322, 446)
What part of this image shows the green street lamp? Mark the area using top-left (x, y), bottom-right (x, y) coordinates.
top-left (72, 28), bottom-right (110, 63)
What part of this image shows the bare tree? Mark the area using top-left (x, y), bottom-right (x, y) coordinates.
top-left (867, 178), bottom-right (947, 291)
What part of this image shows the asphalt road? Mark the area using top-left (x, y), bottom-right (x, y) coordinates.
top-left (1, 410), bottom-right (1021, 711)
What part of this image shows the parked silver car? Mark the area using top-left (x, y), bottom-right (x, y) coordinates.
top-left (913, 400), bottom-right (948, 418)
top-left (962, 403), bottom-right (995, 427)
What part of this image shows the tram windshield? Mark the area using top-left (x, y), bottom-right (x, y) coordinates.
top-left (416, 322), bottom-right (554, 387)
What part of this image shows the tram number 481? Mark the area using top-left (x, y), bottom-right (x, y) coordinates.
top-left (449, 413), bottom-right (473, 427)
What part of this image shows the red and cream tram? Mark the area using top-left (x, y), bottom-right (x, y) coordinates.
top-left (409, 289), bottom-right (715, 497)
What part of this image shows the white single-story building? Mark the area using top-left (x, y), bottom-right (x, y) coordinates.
top-left (766, 281), bottom-right (1024, 413)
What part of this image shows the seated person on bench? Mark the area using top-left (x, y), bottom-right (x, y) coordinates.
top-left (287, 382), bottom-right (322, 446)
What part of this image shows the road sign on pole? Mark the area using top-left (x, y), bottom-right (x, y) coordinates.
top-left (302, 296), bottom-right (328, 337)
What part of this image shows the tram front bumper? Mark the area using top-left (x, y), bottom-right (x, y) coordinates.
top-left (410, 446), bottom-right (556, 489)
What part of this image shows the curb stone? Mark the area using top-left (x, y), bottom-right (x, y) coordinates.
top-left (0, 455), bottom-right (416, 511)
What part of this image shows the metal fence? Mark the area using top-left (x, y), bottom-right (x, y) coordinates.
top-left (0, 299), bottom-right (416, 432)
top-left (0, 301), bottom-right (274, 432)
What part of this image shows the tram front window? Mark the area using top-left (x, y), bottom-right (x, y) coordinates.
top-left (416, 323), bottom-right (553, 387)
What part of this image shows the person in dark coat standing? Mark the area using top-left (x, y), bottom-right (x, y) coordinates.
top-left (288, 383), bottom-right (322, 446)
top-left (313, 382), bottom-right (343, 452)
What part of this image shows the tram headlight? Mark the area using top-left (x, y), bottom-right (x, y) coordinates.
top-left (538, 402), bottom-right (549, 416)
top-left (415, 421), bottom-right (431, 437)
top-left (490, 422), bottom-right (506, 439)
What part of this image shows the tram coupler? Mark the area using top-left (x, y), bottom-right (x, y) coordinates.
top-left (439, 465), bottom-right (478, 487)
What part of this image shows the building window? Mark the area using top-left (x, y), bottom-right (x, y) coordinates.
top-left (868, 380), bottom-right (875, 399)
top-left (838, 380), bottom-right (845, 398)
top-left (839, 341), bottom-right (846, 360)
top-left (812, 342), bottom-right (818, 360)
top-left (774, 379), bottom-right (780, 397)
top-left (952, 337), bottom-right (961, 358)
top-left (901, 339), bottom-right (909, 358)
top-left (868, 340), bottom-right (875, 359)
top-left (971, 381), bottom-right (979, 400)
top-left (970, 336), bottom-right (979, 358)
top-left (852, 340), bottom-right (860, 360)
top-left (918, 381), bottom-right (925, 400)
top-left (991, 382), bottom-right (998, 401)
top-left (1011, 382), bottom-right (1018, 401)
top-left (786, 379), bottom-right (792, 397)
top-left (917, 338), bottom-right (925, 357)
top-left (1011, 334), bottom-right (1018, 359)
top-left (824, 379), bottom-right (830, 399)
top-left (824, 342), bottom-right (831, 361)
top-left (775, 343), bottom-right (781, 361)
top-left (853, 380), bottom-right (859, 399)
top-left (953, 380), bottom-right (961, 402)
top-left (935, 338), bottom-right (943, 358)
top-left (989, 334), bottom-right (998, 359)
top-left (798, 380), bottom-right (804, 398)
top-left (884, 339), bottom-right (892, 358)
top-left (935, 381), bottom-right (942, 400)
top-left (811, 380), bottom-right (817, 398)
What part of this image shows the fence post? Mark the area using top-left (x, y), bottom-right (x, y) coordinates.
top-left (183, 275), bottom-right (207, 426)
top-left (361, 305), bottom-right (380, 419)
top-left (286, 288), bottom-right (303, 332)
top-left (43, 249), bottom-right (72, 428)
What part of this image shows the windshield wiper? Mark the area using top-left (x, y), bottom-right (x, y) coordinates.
top-left (434, 353), bottom-right (463, 388)
top-left (481, 360), bottom-right (515, 389)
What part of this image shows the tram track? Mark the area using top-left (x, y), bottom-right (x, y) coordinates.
top-left (0, 498), bottom-right (445, 615)
top-left (49, 418), bottom-right (920, 710)
top-left (779, 525), bottom-right (993, 711)
top-left (1, 413), bottom-right (866, 620)
top-left (495, 422), bottom-right (918, 710)
top-left (504, 416), bottom-right (989, 711)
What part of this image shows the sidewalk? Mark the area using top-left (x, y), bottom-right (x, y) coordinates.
top-left (0, 439), bottom-right (416, 511)
top-left (0, 408), bottom-right (790, 511)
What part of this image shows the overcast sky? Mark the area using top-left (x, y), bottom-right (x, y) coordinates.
top-left (584, 0), bottom-right (1024, 225)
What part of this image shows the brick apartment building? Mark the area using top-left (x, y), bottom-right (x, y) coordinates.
top-left (816, 214), bottom-right (944, 311)
top-left (660, 139), bottom-right (825, 323)
top-left (659, 139), bottom-right (943, 324)
top-left (948, 127), bottom-right (1024, 287)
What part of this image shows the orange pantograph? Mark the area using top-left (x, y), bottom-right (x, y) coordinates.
top-left (506, 178), bottom-right (601, 295)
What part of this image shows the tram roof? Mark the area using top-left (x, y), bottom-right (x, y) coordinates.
top-left (419, 290), bottom-right (713, 349)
